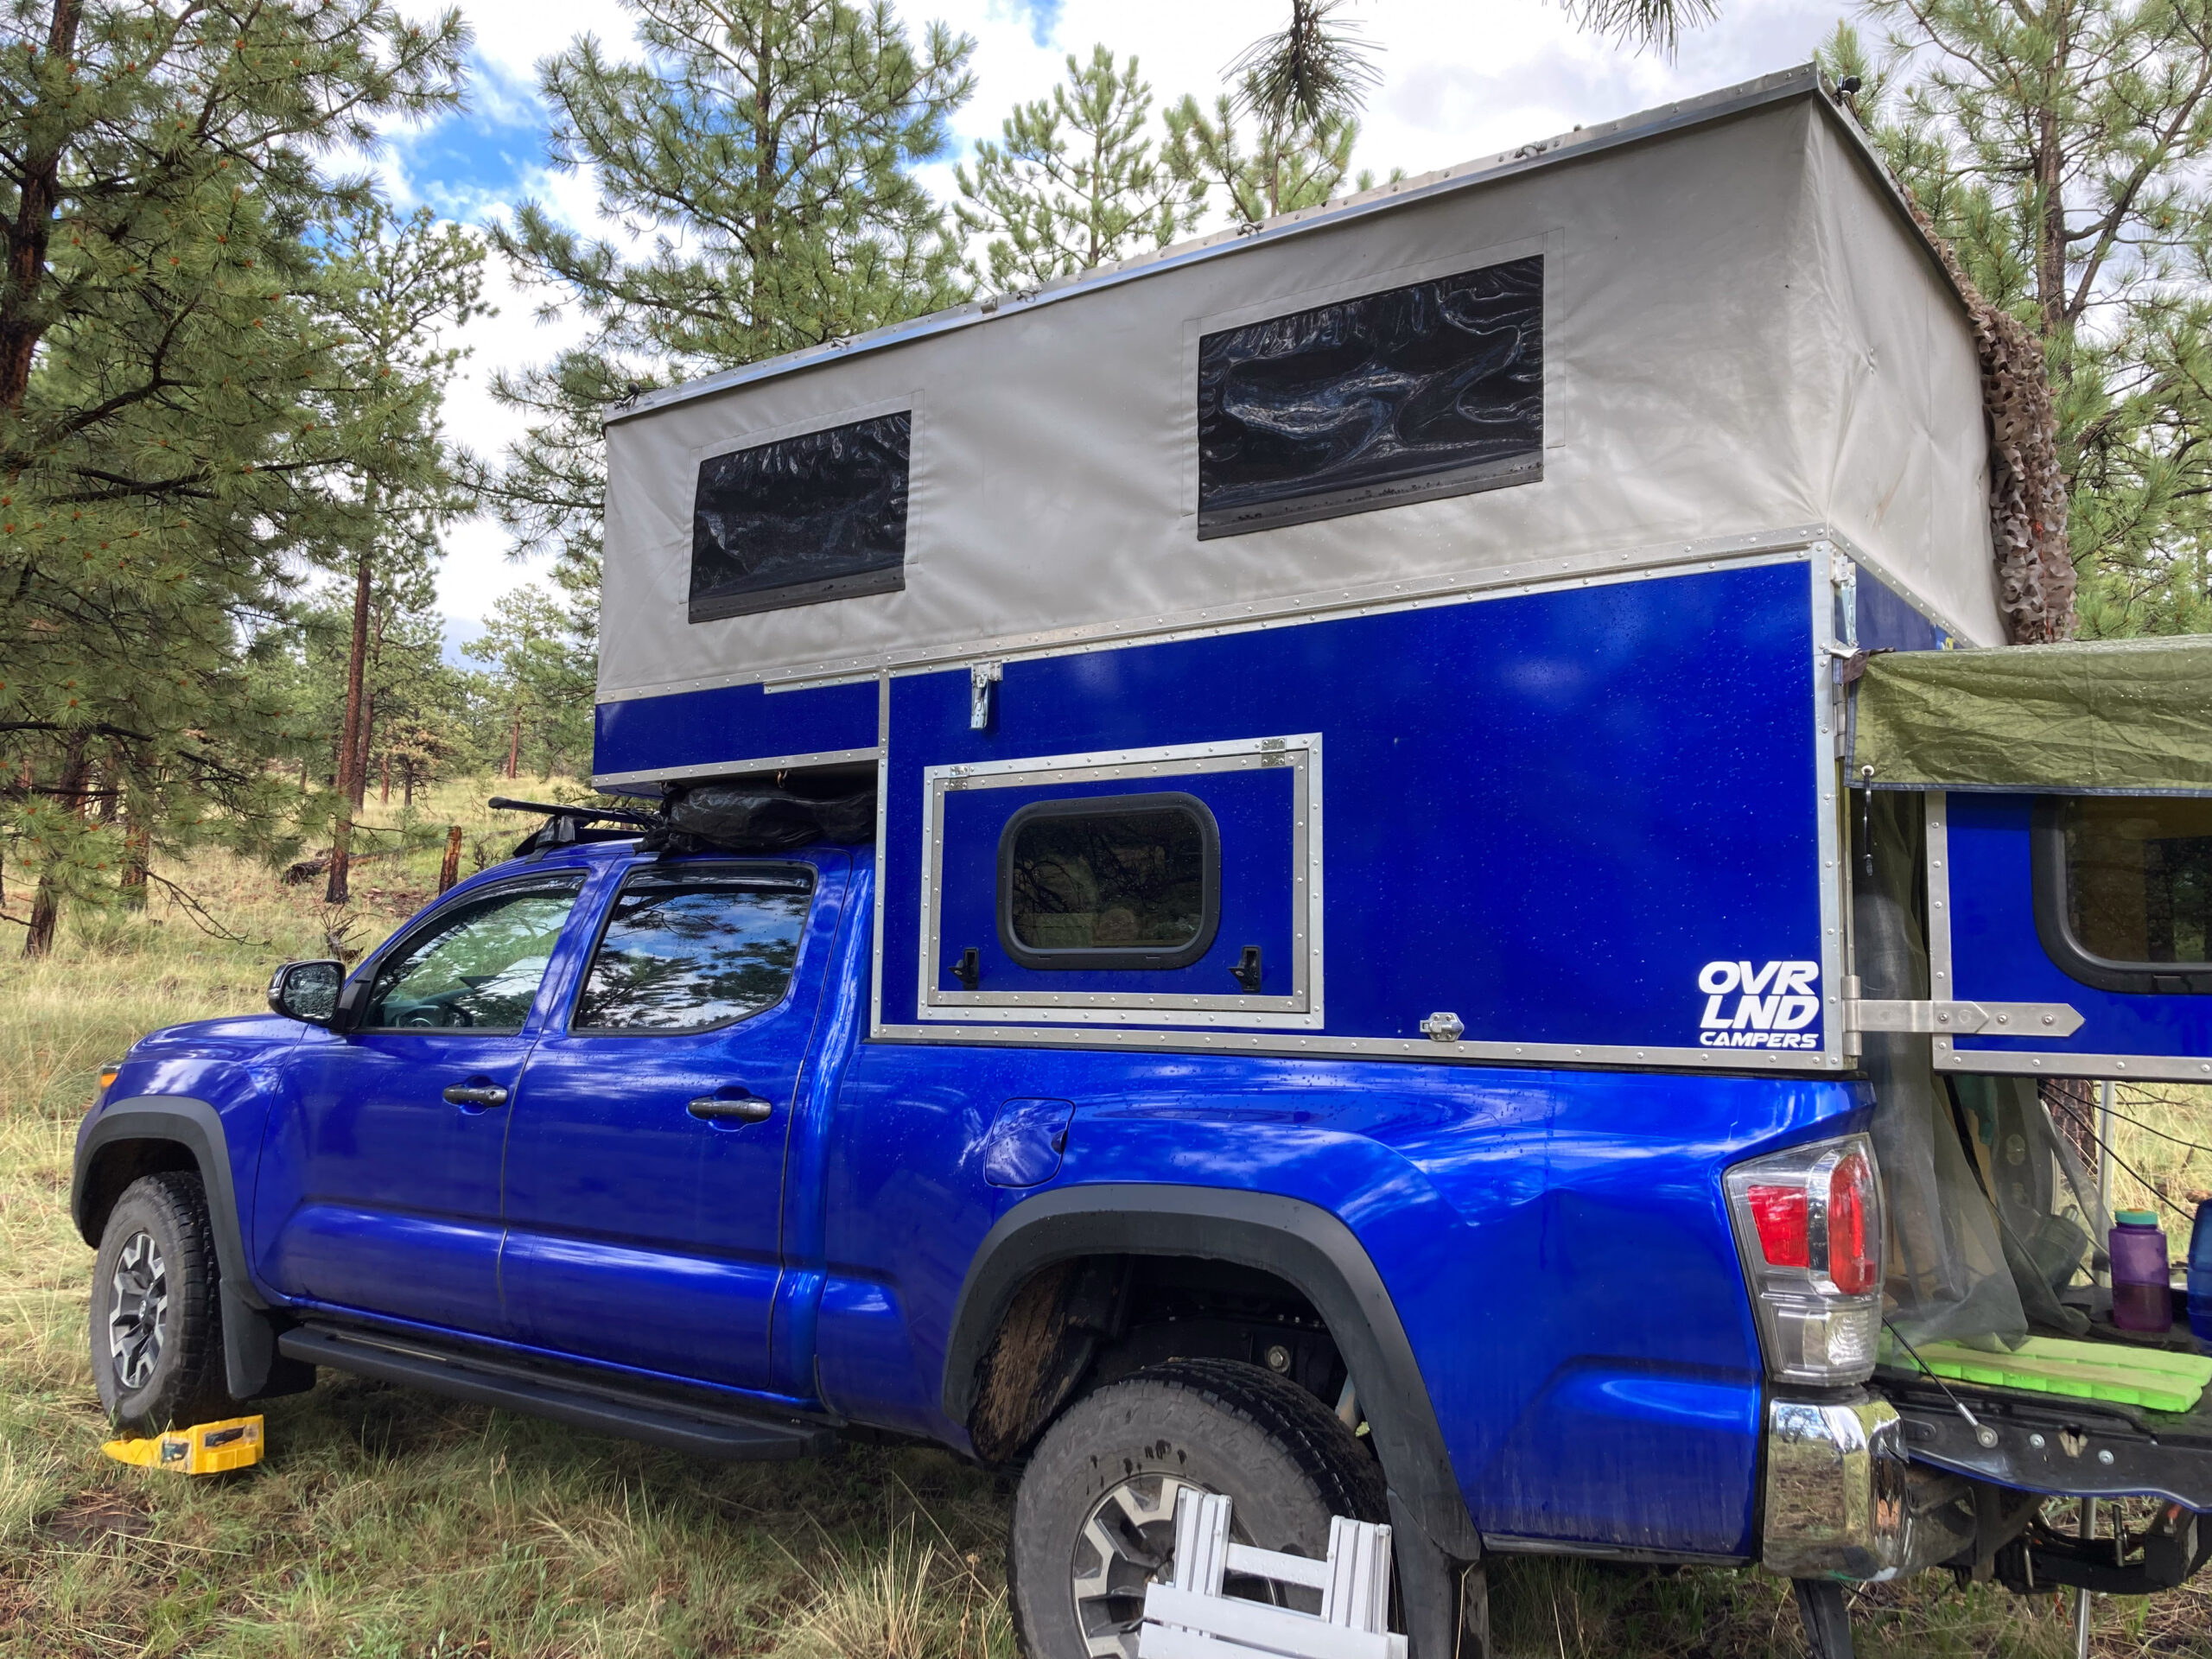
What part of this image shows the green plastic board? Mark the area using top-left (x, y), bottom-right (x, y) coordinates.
top-left (1882, 1333), bottom-right (2212, 1414)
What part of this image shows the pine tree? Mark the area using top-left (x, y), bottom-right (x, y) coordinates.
top-left (1824, 9), bottom-right (2212, 638)
top-left (0, 0), bottom-right (465, 954)
top-left (954, 47), bottom-right (1202, 290)
top-left (464, 584), bottom-right (594, 783)
top-left (482, 0), bottom-right (976, 595)
top-left (1168, 3), bottom-right (1392, 229)
top-left (312, 200), bottom-right (486, 906)
top-left (1165, 94), bottom-right (1374, 228)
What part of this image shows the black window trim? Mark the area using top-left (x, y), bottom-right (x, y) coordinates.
top-left (995, 792), bottom-right (1222, 972)
top-left (356, 871), bottom-right (591, 1035)
top-left (567, 858), bottom-right (818, 1037)
top-left (2031, 795), bottom-right (2212, 995)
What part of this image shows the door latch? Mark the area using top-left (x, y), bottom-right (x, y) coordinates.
top-left (969, 662), bottom-right (1002, 731)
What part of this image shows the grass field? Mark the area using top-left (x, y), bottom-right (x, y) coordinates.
top-left (2, 778), bottom-right (2209, 1656)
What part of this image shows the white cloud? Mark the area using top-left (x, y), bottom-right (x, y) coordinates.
top-left (404, 0), bottom-right (1850, 626)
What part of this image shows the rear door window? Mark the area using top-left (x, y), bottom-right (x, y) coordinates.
top-left (573, 865), bottom-right (816, 1032)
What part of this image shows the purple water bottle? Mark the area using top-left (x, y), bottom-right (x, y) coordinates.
top-left (2111, 1210), bottom-right (2172, 1334)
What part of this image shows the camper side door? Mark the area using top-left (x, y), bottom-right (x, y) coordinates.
top-left (1932, 791), bottom-right (2212, 1082)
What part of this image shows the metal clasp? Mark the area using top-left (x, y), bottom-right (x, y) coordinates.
top-left (1419, 1012), bottom-right (1465, 1043)
top-left (969, 662), bottom-right (1002, 731)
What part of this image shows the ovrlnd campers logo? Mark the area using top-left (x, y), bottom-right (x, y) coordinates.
top-left (1697, 960), bottom-right (1821, 1050)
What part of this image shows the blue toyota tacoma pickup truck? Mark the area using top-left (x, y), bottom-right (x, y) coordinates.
top-left (71, 805), bottom-right (2212, 1659)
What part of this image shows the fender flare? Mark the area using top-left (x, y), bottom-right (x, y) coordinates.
top-left (72, 1096), bottom-right (309, 1402)
top-left (942, 1183), bottom-right (1481, 1560)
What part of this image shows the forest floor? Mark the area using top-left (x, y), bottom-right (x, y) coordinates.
top-left (2, 777), bottom-right (2209, 1656)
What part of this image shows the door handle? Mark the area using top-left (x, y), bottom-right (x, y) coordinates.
top-left (688, 1095), bottom-right (772, 1122)
top-left (442, 1084), bottom-right (509, 1109)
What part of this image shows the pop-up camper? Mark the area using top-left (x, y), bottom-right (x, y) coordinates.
top-left (599, 59), bottom-right (2212, 1653)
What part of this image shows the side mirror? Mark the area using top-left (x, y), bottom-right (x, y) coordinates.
top-left (267, 960), bottom-right (345, 1027)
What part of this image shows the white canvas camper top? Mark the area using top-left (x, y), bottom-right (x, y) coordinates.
top-left (596, 60), bottom-right (1999, 764)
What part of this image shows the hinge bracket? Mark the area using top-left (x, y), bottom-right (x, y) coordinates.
top-left (1843, 999), bottom-right (2082, 1037)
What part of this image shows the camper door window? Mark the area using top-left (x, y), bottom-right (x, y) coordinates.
top-left (2036, 795), bottom-right (2212, 993)
top-left (1196, 254), bottom-right (1544, 537)
top-left (997, 793), bottom-right (1222, 970)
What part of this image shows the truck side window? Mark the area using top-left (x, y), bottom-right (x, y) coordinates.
top-left (998, 793), bottom-right (1220, 969)
top-left (2037, 795), bottom-right (2212, 993)
top-left (573, 866), bottom-right (815, 1032)
top-left (362, 878), bottom-right (585, 1032)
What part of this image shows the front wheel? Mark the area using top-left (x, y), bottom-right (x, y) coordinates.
top-left (89, 1171), bottom-right (234, 1433)
top-left (1008, 1357), bottom-right (1387, 1658)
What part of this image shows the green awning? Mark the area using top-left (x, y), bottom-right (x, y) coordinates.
top-left (1852, 636), bottom-right (2212, 795)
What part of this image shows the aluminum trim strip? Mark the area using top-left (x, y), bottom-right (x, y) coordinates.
top-left (1932, 1047), bottom-right (2212, 1082)
top-left (916, 734), bottom-right (1325, 1029)
top-left (593, 745), bottom-right (880, 789)
top-left (1811, 544), bottom-right (1848, 1072)
top-left (864, 1021), bottom-right (1849, 1069)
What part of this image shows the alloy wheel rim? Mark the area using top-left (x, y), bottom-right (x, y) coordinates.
top-left (1071, 1472), bottom-right (1195, 1658)
top-left (107, 1230), bottom-right (168, 1391)
top-left (1069, 1475), bottom-right (1297, 1658)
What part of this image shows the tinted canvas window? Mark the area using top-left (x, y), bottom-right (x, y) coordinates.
top-left (365, 880), bottom-right (583, 1031)
top-left (575, 869), bottom-right (814, 1031)
top-left (1198, 255), bottom-right (1543, 537)
top-left (1001, 796), bottom-right (1218, 968)
top-left (690, 412), bottom-right (910, 622)
top-left (2064, 797), bottom-right (2212, 965)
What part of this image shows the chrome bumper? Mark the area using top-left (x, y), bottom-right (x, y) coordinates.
top-left (1760, 1392), bottom-right (1913, 1580)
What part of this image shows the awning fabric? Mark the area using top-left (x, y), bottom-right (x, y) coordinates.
top-left (1852, 636), bottom-right (2212, 795)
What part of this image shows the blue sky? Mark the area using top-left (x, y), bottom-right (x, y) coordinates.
top-left (391, 0), bottom-right (1853, 645)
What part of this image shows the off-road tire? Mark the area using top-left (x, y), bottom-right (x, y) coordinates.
top-left (1008, 1357), bottom-right (1386, 1659)
top-left (89, 1171), bottom-right (233, 1433)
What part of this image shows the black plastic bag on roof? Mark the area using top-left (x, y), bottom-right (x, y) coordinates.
top-left (659, 782), bottom-right (876, 852)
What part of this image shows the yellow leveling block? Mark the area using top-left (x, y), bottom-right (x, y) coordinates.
top-left (102, 1414), bottom-right (264, 1476)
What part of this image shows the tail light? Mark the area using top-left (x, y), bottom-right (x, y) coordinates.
top-left (1726, 1135), bottom-right (1883, 1384)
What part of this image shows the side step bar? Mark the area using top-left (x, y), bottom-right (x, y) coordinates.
top-left (280, 1323), bottom-right (836, 1462)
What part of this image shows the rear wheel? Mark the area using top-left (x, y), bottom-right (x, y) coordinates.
top-left (89, 1172), bottom-right (233, 1433)
top-left (1008, 1357), bottom-right (1386, 1659)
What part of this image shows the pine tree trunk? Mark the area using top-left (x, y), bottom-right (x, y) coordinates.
top-left (438, 824), bottom-right (463, 894)
top-left (380, 752), bottom-right (391, 804)
top-left (507, 709), bottom-right (522, 779)
top-left (326, 539), bottom-right (374, 906)
top-left (352, 683), bottom-right (375, 810)
top-left (119, 744), bottom-right (150, 910)
top-left (0, 0), bottom-right (86, 414)
top-left (24, 733), bottom-right (89, 958)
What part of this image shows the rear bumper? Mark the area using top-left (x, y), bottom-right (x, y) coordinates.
top-left (1759, 1391), bottom-right (1915, 1580)
top-left (1881, 1372), bottom-right (2212, 1511)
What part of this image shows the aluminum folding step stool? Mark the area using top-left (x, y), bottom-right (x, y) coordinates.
top-left (1137, 1491), bottom-right (1408, 1659)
